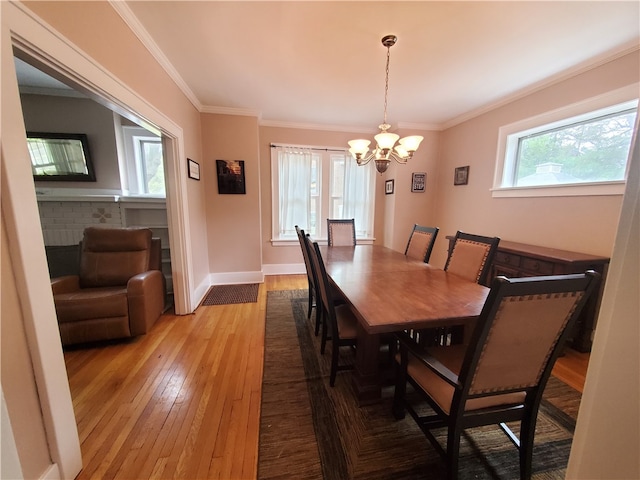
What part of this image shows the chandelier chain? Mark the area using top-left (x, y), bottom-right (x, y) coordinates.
top-left (383, 45), bottom-right (391, 127)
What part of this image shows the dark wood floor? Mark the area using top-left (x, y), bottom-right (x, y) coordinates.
top-left (63, 274), bottom-right (589, 479)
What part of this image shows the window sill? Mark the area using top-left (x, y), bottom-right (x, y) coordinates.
top-left (491, 181), bottom-right (626, 198)
top-left (271, 237), bottom-right (375, 247)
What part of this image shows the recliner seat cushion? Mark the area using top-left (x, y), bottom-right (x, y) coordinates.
top-left (55, 287), bottom-right (128, 323)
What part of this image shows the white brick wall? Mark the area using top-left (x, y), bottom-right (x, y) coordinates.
top-left (37, 200), bottom-right (123, 245)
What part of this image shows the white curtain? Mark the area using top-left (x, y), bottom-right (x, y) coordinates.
top-left (278, 146), bottom-right (313, 237)
top-left (342, 153), bottom-right (375, 237)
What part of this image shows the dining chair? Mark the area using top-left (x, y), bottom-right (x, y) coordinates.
top-left (444, 231), bottom-right (500, 286)
top-left (417, 231), bottom-right (500, 347)
top-left (305, 235), bottom-right (358, 386)
top-left (327, 218), bottom-right (356, 246)
top-left (405, 224), bottom-right (439, 263)
top-left (392, 270), bottom-right (600, 480)
top-left (295, 225), bottom-right (320, 333)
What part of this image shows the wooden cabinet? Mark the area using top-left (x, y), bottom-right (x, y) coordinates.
top-left (447, 237), bottom-right (609, 352)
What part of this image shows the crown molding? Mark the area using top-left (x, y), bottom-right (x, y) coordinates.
top-left (201, 105), bottom-right (262, 118)
top-left (260, 119), bottom-right (378, 134)
top-left (397, 121), bottom-right (441, 132)
top-left (108, 1), bottom-right (202, 112)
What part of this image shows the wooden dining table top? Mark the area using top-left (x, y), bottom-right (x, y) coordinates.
top-left (319, 244), bottom-right (490, 335)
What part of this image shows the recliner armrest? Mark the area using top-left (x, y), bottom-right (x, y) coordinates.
top-left (127, 270), bottom-right (166, 336)
top-left (51, 275), bottom-right (80, 295)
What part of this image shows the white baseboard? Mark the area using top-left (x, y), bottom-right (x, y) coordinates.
top-left (208, 271), bottom-right (265, 286)
top-left (262, 263), bottom-right (306, 275)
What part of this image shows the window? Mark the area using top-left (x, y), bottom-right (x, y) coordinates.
top-left (121, 126), bottom-right (165, 196)
top-left (493, 86), bottom-right (638, 197)
top-left (271, 145), bottom-right (376, 244)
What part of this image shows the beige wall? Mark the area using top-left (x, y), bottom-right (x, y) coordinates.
top-left (202, 113), bottom-right (263, 278)
top-left (430, 51), bottom-right (639, 268)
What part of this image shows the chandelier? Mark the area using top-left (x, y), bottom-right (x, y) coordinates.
top-left (348, 35), bottom-right (423, 174)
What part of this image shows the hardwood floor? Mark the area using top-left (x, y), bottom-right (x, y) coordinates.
top-left (64, 274), bottom-right (588, 479)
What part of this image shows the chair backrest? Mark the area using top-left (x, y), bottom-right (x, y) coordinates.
top-left (405, 225), bottom-right (439, 262)
top-left (79, 227), bottom-right (153, 288)
top-left (457, 271), bottom-right (600, 403)
top-left (444, 231), bottom-right (500, 285)
top-left (304, 236), bottom-right (339, 328)
top-left (327, 218), bottom-right (356, 246)
top-left (295, 225), bottom-right (317, 289)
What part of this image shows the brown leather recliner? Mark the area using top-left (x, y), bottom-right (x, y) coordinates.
top-left (51, 226), bottom-right (166, 346)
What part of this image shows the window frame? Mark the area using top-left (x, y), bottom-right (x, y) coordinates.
top-left (270, 144), bottom-right (376, 246)
top-left (492, 84), bottom-right (638, 198)
top-left (120, 125), bottom-right (165, 197)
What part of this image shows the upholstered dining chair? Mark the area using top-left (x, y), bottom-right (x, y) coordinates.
top-left (327, 218), bottom-right (356, 246)
top-left (444, 231), bottom-right (500, 286)
top-left (51, 226), bottom-right (166, 346)
top-left (392, 271), bottom-right (599, 480)
top-left (304, 235), bottom-right (358, 386)
top-left (405, 225), bottom-right (439, 263)
top-left (418, 231), bottom-right (499, 347)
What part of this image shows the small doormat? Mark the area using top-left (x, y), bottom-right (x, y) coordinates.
top-left (201, 283), bottom-right (259, 305)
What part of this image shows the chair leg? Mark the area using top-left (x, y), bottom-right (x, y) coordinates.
top-left (519, 410), bottom-right (538, 480)
top-left (314, 305), bottom-right (322, 336)
top-left (320, 308), bottom-right (328, 354)
top-left (329, 339), bottom-right (339, 386)
top-left (307, 285), bottom-right (314, 319)
top-left (446, 425), bottom-right (462, 480)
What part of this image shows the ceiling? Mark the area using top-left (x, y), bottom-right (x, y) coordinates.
top-left (17, 1), bottom-right (640, 131)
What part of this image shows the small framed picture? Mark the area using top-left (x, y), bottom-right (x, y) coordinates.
top-left (216, 159), bottom-right (246, 194)
top-left (385, 179), bottom-right (394, 195)
top-left (454, 166), bottom-right (469, 186)
top-left (187, 158), bottom-right (200, 180)
top-left (411, 172), bottom-right (426, 193)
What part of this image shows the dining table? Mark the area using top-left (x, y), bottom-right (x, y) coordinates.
top-left (318, 244), bottom-right (490, 404)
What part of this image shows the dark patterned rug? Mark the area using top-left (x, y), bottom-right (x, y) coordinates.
top-left (201, 283), bottom-right (259, 305)
top-left (258, 290), bottom-right (582, 480)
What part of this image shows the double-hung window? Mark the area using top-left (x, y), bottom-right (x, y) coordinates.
top-left (493, 86), bottom-right (638, 197)
top-left (271, 144), bottom-right (376, 244)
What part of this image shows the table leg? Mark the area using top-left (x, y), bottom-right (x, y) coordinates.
top-left (351, 324), bottom-right (382, 405)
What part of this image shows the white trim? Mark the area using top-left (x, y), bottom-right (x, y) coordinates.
top-left (208, 271), bottom-right (265, 286)
top-left (263, 263), bottom-right (306, 276)
top-left (491, 182), bottom-right (626, 198)
top-left (201, 105), bottom-right (261, 117)
top-left (2, 7), bottom-right (82, 478)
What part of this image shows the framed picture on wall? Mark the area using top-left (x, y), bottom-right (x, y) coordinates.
top-left (187, 158), bottom-right (200, 180)
top-left (411, 172), bottom-right (426, 192)
top-left (454, 166), bottom-right (469, 185)
top-left (216, 159), bottom-right (246, 194)
top-left (385, 179), bottom-right (394, 195)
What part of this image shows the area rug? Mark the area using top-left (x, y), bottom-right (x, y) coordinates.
top-left (258, 289), bottom-right (582, 480)
top-left (201, 283), bottom-right (259, 305)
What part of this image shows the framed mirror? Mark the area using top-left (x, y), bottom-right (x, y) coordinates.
top-left (27, 132), bottom-right (96, 181)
